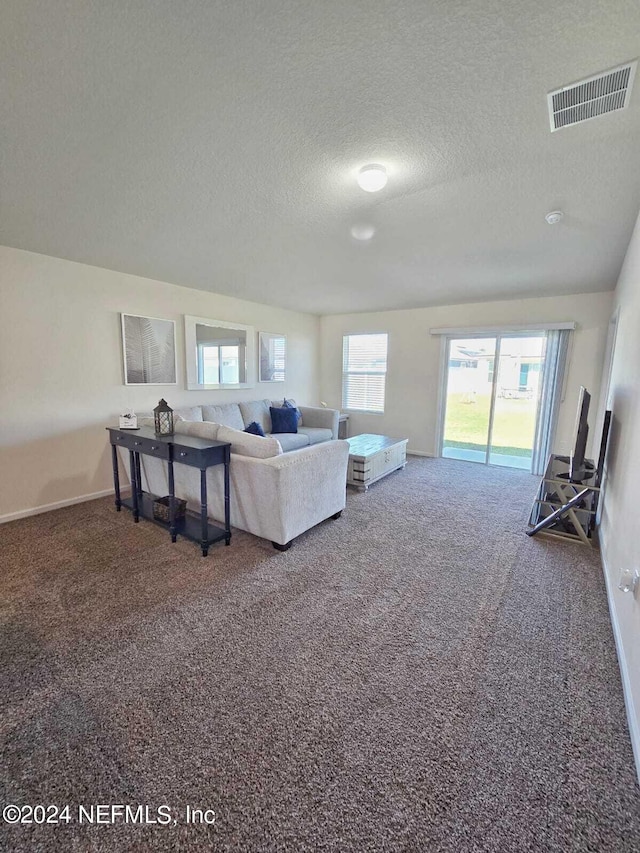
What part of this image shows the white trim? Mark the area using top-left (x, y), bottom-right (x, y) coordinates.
top-left (430, 322), bottom-right (576, 335)
top-left (342, 329), bottom-right (389, 337)
top-left (0, 489), bottom-right (120, 524)
top-left (407, 450), bottom-right (435, 457)
top-left (600, 528), bottom-right (640, 785)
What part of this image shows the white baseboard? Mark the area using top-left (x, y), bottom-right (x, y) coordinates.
top-left (407, 450), bottom-right (435, 458)
top-left (0, 489), bottom-right (118, 524)
top-left (599, 530), bottom-right (640, 785)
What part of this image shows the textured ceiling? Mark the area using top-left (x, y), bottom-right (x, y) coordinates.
top-left (1, 1), bottom-right (640, 315)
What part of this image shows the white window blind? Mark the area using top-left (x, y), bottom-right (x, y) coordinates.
top-left (267, 336), bottom-right (286, 381)
top-left (342, 333), bottom-right (388, 413)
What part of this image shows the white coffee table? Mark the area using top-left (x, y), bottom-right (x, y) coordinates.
top-left (346, 434), bottom-right (408, 491)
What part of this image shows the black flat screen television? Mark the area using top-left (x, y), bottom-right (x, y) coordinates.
top-left (569, 386), bottom-right (591, 481)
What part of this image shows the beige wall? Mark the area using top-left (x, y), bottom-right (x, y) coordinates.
top-left (599, 209), bottom-right (640, 776)
top-left (0, 246), bottom-right (320, 519)
top-left (320, 291), bottom-right (613, 457)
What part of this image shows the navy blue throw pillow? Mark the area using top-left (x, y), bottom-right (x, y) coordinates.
top-left (270, 406), bottom-right (298, 434)
top-left (282, 398), bottom-right (302, 423)
top-left (244, 421), bottom-right (265, 437)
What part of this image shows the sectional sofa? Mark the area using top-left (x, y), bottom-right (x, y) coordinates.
top-left (136, 399), bottom-right (349, 550)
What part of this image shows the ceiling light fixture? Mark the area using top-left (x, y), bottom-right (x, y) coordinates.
top-left (545, 210), bottom-right (564, 225)
top-left (357, 164), bottom-right (387, 192)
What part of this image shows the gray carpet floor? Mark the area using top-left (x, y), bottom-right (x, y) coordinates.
top-left (1, 457), bottom-right (639, 852)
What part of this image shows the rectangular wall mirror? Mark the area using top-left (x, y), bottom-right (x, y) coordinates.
top-left (184, 316), bottom-right (255, 390)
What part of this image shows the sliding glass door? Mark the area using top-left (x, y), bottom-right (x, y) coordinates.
top-left (441, 337), bottom-right (496, 464)
top-left (441, 333), bottom-right (546, 471)
top-left (489, 335), bottom-right (545, 467)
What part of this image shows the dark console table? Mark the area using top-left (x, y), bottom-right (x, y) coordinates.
top-left (107, 426), bottom-right (231, 556)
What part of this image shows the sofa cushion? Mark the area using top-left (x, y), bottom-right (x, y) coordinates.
top-left (201, 403), bottom-right (245, 431)
top-left (298, 427), bottom-right (333, 445)
top-left (271, 432), bottom-right (310, 452)
top-left (173, 406), bottom-right (204, 422)
top-left (217, 425), bottom-right (283, 458)
top-left (271, 398), bottom-right (303, 426)
top-left (282, 398), bottom-right (303, 424)
top-left (239, 399), bottom-right (272, 433)
top-left (270, 406), bottom-right (298, 434)
top-left (174, 420), bottom-right (220, 441)
top-left (244, 421), bottom-right (266, 437)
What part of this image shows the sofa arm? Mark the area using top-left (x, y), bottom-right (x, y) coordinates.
top-left (143, 439), bottom-right (350, 547)
top-left (230, 439), bottom-right (349, 544)
top-left (298, 406), bottom-right (340, 439)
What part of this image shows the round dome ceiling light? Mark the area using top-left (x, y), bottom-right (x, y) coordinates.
top-left (357, 164), bottom-right (388, 192)
top-left (350, 223), bottom-right (376, 241)
top-left (545, 210), bottom-right (564, 225)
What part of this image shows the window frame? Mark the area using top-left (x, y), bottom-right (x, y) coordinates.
top-left (197, 342), bottom-right (241, 385)
top-left (341, 331), bottom-right (389, 415)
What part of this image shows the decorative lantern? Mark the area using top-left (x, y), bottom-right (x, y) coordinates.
top-left (154, 398), bottom-right (174, 436)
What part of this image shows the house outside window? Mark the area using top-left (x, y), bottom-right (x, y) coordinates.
top-left (342, 333), bottom-right (388, 413)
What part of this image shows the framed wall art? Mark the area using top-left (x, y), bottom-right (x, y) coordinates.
top-left (121, 313), bottom-right (177, 385)
top-left (259, 332), bottom-right (286, 382)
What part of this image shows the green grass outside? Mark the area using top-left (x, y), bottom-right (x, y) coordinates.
top-left (443, 392), bottom-right (536, 458)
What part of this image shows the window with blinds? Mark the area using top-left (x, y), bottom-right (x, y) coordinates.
top-left (266, 336), bottom-right (286, 381)
top-left (342, 333), bottom-right (388, 413)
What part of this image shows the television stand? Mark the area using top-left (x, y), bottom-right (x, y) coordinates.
top-left (527, 454), bottom-right (600, 546)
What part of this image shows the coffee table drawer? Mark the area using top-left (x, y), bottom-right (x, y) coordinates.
top-left (369, 441), bottom-right (407, 481)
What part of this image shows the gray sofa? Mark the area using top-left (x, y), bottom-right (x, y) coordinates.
top-left (169, 398), bottom-right (339, 449)
top-left (136, 399), bottom-right (348, 549)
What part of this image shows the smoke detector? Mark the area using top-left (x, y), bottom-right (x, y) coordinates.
top-left (545, 210), bottom-right (564, 225)
top-left (548, 61), bottom-right (637, 131)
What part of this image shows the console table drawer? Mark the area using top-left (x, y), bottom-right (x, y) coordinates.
top-left (173, 443), bottom-right (228, 469)
top-left (110, 431), bottom-right (170, 458)
top-left (111, 431), bottom-right (138, 451)
top-left (134, 437), bottom-right (171, 459)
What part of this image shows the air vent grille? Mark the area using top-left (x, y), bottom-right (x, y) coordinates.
top-left (548, 61), bottom-right (637, 131)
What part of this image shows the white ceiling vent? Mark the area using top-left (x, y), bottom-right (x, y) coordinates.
top-left (548, 61), bottom-right (637, 131)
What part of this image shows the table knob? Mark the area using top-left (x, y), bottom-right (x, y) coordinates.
top-left (151, 445), bottom-right (158, 450)
top-left (179, 451), bottom-right (188, 457)
top-left (134, 441), bottom-right (141, 446)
